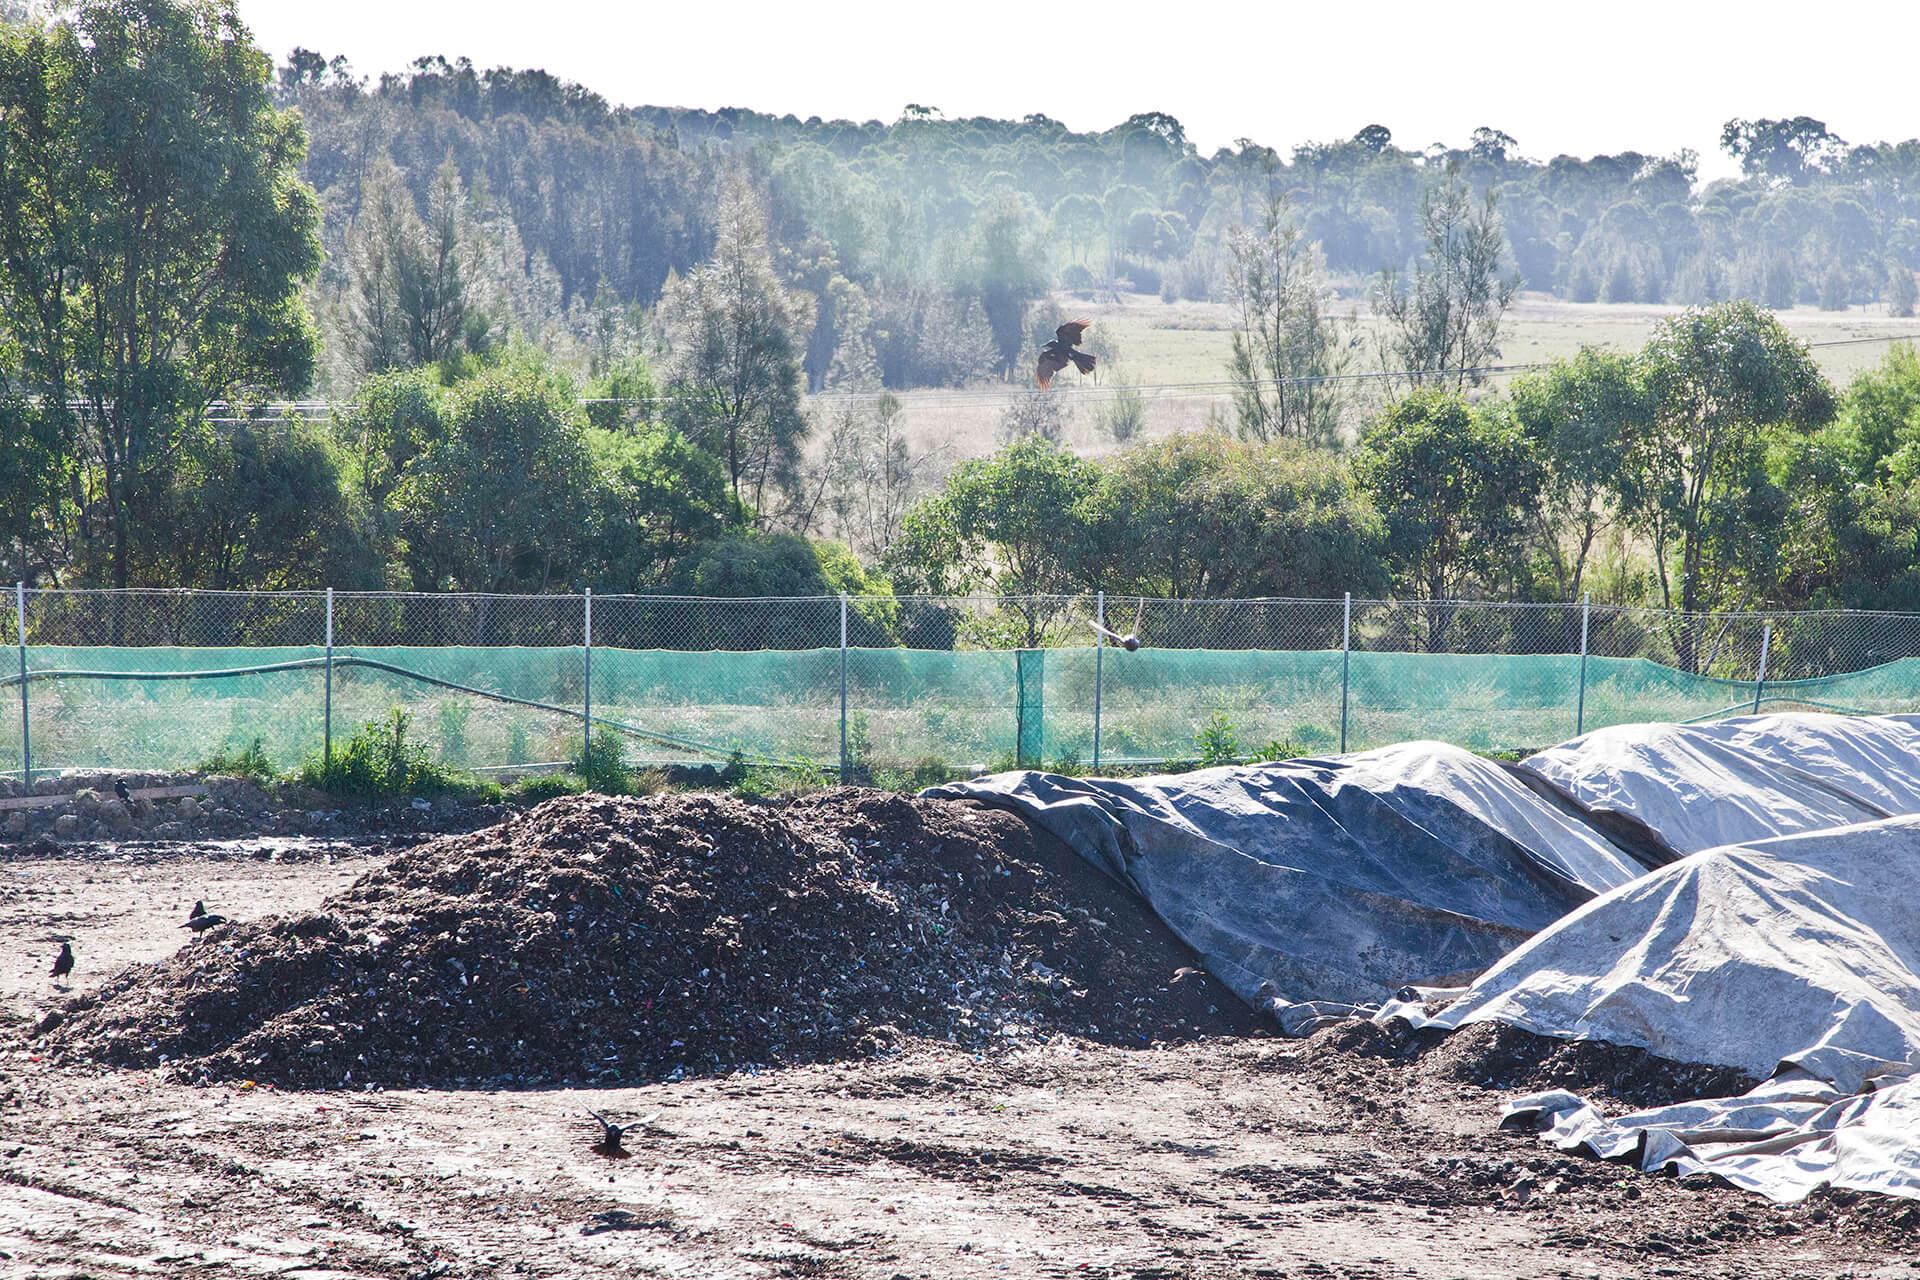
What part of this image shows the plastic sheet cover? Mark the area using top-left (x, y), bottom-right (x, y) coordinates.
top-left (1518, 712), bottom-right (1920, 855)
top-left (1411, 816), bottom-right (1920, 1201)
top-left (925, 742), bottom-right (1657, 1008)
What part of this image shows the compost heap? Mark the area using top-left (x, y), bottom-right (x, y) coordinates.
top-left (46, 790), bottom-right (1248, 1088)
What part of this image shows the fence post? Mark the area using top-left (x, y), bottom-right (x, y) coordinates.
top-left (582, 588), bottom-right (593, 772)
top-left (1339, 592), bottom-right (1351, 754)
top-left (1753, 619), bottom-right (1772, 715)
top-left (14, 581), bottom-right (27, 786)
top-left (1092, 590), bottom-right (1105, 772)
top-left (1575, 591), bottom-right (1591, 737)
top-left (323, 588), bottom-right (334, 768)
top-left (839, 592), bottom-right (849, 780)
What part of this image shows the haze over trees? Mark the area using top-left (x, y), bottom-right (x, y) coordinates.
top-left (9, 0), bottom-right (1920, 663)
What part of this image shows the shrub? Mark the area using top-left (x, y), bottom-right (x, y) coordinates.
top-left (1890, 265), bottom-right (1918, 319)
top-left (436, 698), bottom-right (470, 766)
top-left (300, 708), bottom-right (484, 799)
top-left (572, 727), bottom-right (631, 794)
top-left (1195, 712), bottom-right (1240, 766)
top-left (1820, 266), bottom-right (1851, 312)
top-left (1112, 256), bottom-right (1161, 294)
top-left (870, 756), bottom-right (966, 792)
top-left (511, 773), bottom-right (585, 803)
top-left (1603, 256), bottom-right (1637, 304)
top-left (199, 737), bottom-right (276, 784)
top-left (1177, 247), bottom-right (1218, 302)
top-left (1099, 381), bottom-right (1147, 442)
top-left (1568, 263), bottom-right (1599, 304)
top-left (730, 760), bottom-right (828, 800)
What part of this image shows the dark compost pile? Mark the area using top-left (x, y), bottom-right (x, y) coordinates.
top-left (45, 789), bottom-right (1251, 1087)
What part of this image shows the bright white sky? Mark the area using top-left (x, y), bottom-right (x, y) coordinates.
top-left (237, 0), bottom-right (1918, 186)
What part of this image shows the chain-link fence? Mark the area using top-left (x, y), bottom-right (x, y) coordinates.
top-left (5, 587), bottom-right (1920, 781)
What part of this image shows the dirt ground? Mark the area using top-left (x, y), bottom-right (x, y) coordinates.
top-left (7, 838), bottom-right (1920, 1279)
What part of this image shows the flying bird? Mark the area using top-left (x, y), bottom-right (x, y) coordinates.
top-left (1090, 620), bottom-right (1142, 651)
top-left (113, 778), bottom-right (131, 803)
top-left (50, 942), bottom-right (73, 980)
top-left (587, 1109), bottom-right (631, 1159)
top-left (1036, 319), bottom-right (1096, 389)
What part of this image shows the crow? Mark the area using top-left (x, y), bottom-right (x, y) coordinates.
top-left (587, 1109), bottom-right (631, 1159)
top-left (188, 900), bottom-right (206, 920)
top-left (113, 778), bottom-right (131, 803)
top-left (1036, 319), bottom-right (1096, 389)
top-left (181, 907), bottom-right (229, 932)
top-left (50, 942), bottom-right (73, 980)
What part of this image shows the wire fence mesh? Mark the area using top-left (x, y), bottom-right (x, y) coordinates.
top-left (6, 588), bottom-right (1920, 781)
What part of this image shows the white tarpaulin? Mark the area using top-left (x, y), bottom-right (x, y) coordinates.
top-left (1407, 816), bottom-right (1920, 1201)
top-left (1519, 712), bottom-right (1920, 855)
top-left (1505, 1072), bottom-right (1920, 1203)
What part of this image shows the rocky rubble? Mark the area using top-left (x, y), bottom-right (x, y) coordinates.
top-left (0, 770), bottom-right (498, 846)
top-left (45, 789), bottom-right (1249, 1088)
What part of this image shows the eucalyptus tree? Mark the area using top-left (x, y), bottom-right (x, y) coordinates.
top-left (0, 0), bottom-right (322, 590)
top-left (1370, 168), bottom-right (1519, 394)
top-left (1225, 194), bottom-right (1356, 446)
top-left (658, 179), bottom-right (810, 519)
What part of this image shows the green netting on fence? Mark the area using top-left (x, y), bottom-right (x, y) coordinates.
top-left (6, 644), bottom-right (1920, 777)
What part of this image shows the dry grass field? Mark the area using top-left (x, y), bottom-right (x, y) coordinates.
top-left (833, 295), bottom-right (1920, 489)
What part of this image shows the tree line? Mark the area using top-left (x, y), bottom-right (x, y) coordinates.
top-left (269, 53), bottom-right (1920, 405)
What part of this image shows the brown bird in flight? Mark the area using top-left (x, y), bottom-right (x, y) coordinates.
top-left (1036, 319), bottom-right (1096, 388)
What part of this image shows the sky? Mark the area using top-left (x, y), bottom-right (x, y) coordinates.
top-left (237, 0), bottom-right (1920, 185)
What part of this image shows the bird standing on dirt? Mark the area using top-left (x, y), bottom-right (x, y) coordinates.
top-left (113, 778), bottom-right (131, 803)
top-left (1035, 319), bottom-right (1097, 389)
top-left (50, 942), bottom-right (73, 981)
top-left (181, 903), bottom-right (229, 932)
top-left (587, 1110), bottom-right (631, 1159)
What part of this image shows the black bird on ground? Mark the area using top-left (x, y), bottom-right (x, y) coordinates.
top-left (113, 778), bottom-right (131, 803)
top-left (50, 942), bottom-right (73, 980)
top-left (189, 900), bottom-right (206, 920)
top-left (1035, 318), bottom-right (1097, 389)
top-left (587, 1110), bottom-right (632, 1159)
top-left (181, 904), bottom-right (229, 932)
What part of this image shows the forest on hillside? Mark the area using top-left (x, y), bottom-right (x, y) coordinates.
top-left (277, 49), bottom-right (1920, 396)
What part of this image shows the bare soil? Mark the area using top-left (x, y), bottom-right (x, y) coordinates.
top-left (5, 797), bottom-right (1919, 1278)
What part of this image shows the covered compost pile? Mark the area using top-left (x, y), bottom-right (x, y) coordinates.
top-left (1518, 712), bottom-right (1920, 855)
top-left (1397, 812), bottom-right (1920, 1202)
top-left (45, 789), bottom-right (1248, 1088)
top-left (928, 741), bottom-right (1667, 1013)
